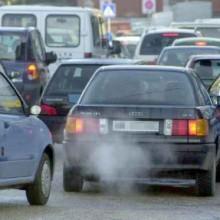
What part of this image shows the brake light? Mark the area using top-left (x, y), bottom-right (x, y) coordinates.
top-left (172, 120), bottom-right (188, 136)
top-left (162, 33), bottom-right (179, 37)
top-left (65, 117), bottom-right (100, 134)
top-left (41, 104), bottom-right (57, 116)
top-left (195, 41), bottom-right (207, 46)
top-left (27, 64), bottom-right (39, 80)
top-left (164, 119), bottom-right (208, 137)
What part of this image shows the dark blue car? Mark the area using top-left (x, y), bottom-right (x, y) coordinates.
top-left (0, 27), bottom-right (56, 105)
top-left (0, 64), bottom-right (54, 205)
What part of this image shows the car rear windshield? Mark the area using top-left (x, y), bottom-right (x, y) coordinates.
top-left (45, 64), bottom-right (101, 96)
top-left (0, 32), bottom-right (27, 61)
top-left (140, 32), bottom-right (196, 55)
top-left (80, 70), bottom-right (196, 106)
top-left (158, 48), bottom-right (220, 67)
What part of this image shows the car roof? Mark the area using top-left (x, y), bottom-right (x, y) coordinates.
top-left (60, 58), bottom-right (140, 65)
top-left (0, 5), bottom-right (102, 14)
top-left (170, 22), bottom-right (195, 27)
top-left (188, 54), bottom-right (220, 61)
top-left (0, 26), bottom-right (36, 32)
top-left (163, 45), bottom-right (220, 51)
top-left (144, 28), bottom-right (197, 35)
top-left (115, 36), bottom-right (140, 42)
top-left (97, 65), bottom-right (190, 74)
top-left (174, 37), bottom-right (220, 44)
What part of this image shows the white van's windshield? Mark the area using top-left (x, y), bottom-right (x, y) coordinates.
top-left (46, 15), bottom-right (80, 48)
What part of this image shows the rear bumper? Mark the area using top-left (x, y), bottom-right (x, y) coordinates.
top-left (64, 140), bottom-right (215, 177)
top-left (39, 115), bottom-right (66, 143)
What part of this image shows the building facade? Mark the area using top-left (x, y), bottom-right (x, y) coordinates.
top-left (73, 0), bottom-right (220, 34)
top-left (75, 0), bottom-right (220, 17)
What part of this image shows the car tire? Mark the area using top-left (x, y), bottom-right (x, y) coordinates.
top-left (26, 154), bottom-right (52, 205)
top-left (196, 158), bottom-right (216, 197)
top-left (63, 164), bottom-right (83, 192)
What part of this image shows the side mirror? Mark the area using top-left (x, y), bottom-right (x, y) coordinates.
top-left (45, 51), bottom-right (57, 65)
top-left (30, 105), bottom-right (41, 115)
top-left (108, 40), bottom-right (122, 55)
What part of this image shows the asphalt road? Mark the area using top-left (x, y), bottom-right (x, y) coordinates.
top-left (0, 144), bottom-right (220, 220)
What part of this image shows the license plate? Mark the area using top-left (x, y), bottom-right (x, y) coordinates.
top-left (112, 120), bottom-right (159, 132)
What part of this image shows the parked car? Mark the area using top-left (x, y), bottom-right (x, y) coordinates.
top-left (0, 27), bottom-right (56, 105)
top-left (172, 37), bottom-right (220, 47)
top-left (0, 62), bottom-right (54, 205)
top-left (157, 46), bottom-right (220, 67)
top-left (39, 58), bottom-right (139, 143)
top-left (63, 65), bottom-right (220, 196)
top-left (186, 54), bottom-right (220, 88)
top-left (134, 28), bottom-right (199, 64)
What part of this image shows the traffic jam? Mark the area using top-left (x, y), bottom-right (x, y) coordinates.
top-left (1, 1), bottom-right (220, 219)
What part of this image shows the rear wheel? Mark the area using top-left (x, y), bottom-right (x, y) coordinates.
top-left (63, 164), bottom-right (83, 192)
top-left (196, 158), bottom-right (216, 196)
top-left (26, 154), bottom-right (52, 205)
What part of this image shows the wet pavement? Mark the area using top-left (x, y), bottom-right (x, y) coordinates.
top-left (0, 144), bottom-right (220, 220)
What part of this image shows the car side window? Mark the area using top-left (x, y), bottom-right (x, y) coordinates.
top-left (200, 83), bottom-right (212, 105)
top-left (91, 16), bottom-right (101, 48)
top-left (37, 31), bottom-right (46, 61)
top-left (0, 74), bottom-right (23, 115)
top-left (31, 31), bottom-right (44, 62)
top-left (192, 72), bottom-right (212, 105)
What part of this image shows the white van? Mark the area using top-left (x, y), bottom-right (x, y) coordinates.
top-left (0, 5), bottom-right (108, 73)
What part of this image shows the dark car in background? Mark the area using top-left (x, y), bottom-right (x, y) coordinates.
top-left (63, 65), bottom-right (220, 196)
top-left (157, 46), bottom-right (220, 67)
top-left (134, 28), bottom-right (199, 64)
top-left (0, 27), bottom-right (56, 105)
top-left (39, 59), bottom-right (139, 143)
top-left (186, 55), bottom-right (220, 88)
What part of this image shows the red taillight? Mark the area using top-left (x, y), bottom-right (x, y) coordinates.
top-left (195, 41), bottom-right (207, 46)
top-left (65, 117), bottom-right (100, 134)
top-left (172, 120), bottom-right (188, 136)
top-left (84, 52), bottom-right (93, 58)
top-left (41, 104), bottom-right (57, 116)
top-left (27, 64), bottom-right (39, 80)
top-left (162, 33), bottom-right (179, 37)
top-left (164, 119), bottom-right (208, 137)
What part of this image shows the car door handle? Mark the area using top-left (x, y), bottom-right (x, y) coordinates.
top-left (4, 122), bottom-right (10, 129)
